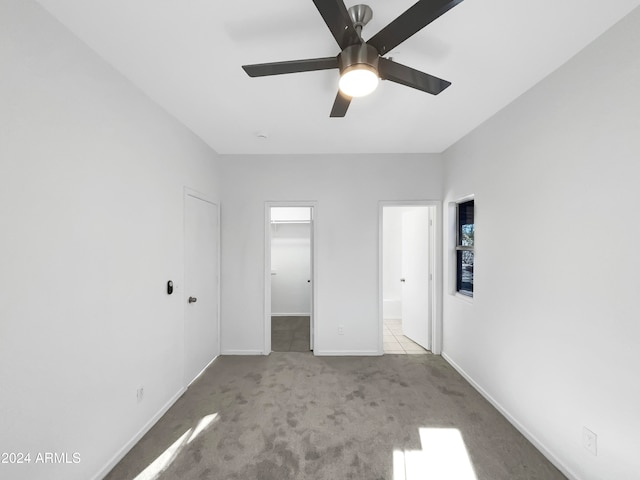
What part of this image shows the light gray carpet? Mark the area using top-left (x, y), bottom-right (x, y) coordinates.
top-left (105, 354), bottom-right (566, 480)
top-left (271, 316), bottom-right (310, 352)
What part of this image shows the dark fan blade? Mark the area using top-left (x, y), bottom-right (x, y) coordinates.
top-left (367, 0), bottom-right (464, 55)
top-left (243, 57), bottom-right (338, 77)
top-left (312, 0), bottom-right (361, 49)
top-left (330, 91), bottom-right (351, 117)
top-left (378, 57), bottom-right (451, 95)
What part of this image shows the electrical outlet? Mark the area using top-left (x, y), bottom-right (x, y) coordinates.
top-left (583, 427), bottom-right (597, 455)
top-left (136, 387), bottom-right (144, 403)
top-left (338, 325), bottom-right (344, 335)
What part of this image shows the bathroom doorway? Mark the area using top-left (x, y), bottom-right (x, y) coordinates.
top-left (381, 204), bottom-right (437, 354)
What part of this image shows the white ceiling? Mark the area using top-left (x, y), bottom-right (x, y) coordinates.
top-left (35, 0), bottom-right (639, 155)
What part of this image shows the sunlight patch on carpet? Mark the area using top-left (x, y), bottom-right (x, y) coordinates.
top-left (393, 428), bottom-right (477, 480)
top-left (133, 413), bottom-right (218, 480)
top-left (187, 413), bottom-right (219, 444)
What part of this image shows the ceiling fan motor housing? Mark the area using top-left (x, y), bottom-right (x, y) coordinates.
top-left (338, 43), bottom-right (379, 76)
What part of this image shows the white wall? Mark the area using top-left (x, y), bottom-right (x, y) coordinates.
top-left (219, 154), bottom-right (443, 355)
top-left (0, 1), bottom-right (220, 479)
top-left (442, 7), bottom-right (640, 480)
top-left (271, 222), bottom-right (311, 315)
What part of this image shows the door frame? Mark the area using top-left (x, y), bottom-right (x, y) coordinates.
top-left (264, 201), bottom-right (318, 355)
top-left (183, 187), bottom-right (221, 386)
top-left (378, 201), bottom-right (442, 354)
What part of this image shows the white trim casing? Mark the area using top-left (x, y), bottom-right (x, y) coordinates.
top-left (378, 201), bottom-right (443, 355)
top-left (448, 194), bottom-right (475, 301)
top-left (264, 201), bottom-right (318, 355)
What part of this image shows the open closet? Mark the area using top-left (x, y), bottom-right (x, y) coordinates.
top-left (269, 206), bottom-right (313, 352)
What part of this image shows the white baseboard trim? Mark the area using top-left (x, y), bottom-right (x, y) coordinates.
top-left (92, 387), bottom-right (186, 480)
top-left (187, 355), bottom-right (219, 386)
top-left (441, 352), bottom-right (580, 480)
top-left (221, 349), bottom-right (263, 355)
top-left (314, 350), bottom-right (380, 356)
top-left (271, 313), bottom-right (311, 317)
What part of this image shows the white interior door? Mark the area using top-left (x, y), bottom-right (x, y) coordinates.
top-left (184, 193), bottom-right (219, 385)
top-left (401, 207), bottom-right (431, 349)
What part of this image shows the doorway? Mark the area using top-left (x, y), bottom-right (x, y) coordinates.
top-left (184, 189), bottom-right (220, 386)
top-left (380, 203), bottom-right (438, 354)
top-left (265, 204), bottom-right (316, 353)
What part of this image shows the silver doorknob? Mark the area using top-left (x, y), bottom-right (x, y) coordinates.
top-left (188, 296), bottom-right (197, 303)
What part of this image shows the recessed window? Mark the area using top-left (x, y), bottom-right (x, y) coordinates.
top-left (456, 200), bottom-right (474, 297)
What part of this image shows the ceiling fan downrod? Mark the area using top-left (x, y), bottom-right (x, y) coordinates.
top-left (348, 4), bottom-right (373, 37)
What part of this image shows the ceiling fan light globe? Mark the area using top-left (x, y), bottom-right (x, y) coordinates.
top-left (339, 65), bottom-right (379, 98)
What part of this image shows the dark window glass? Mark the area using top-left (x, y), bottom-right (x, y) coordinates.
top-left (456, 200), bottom-right (474, 296)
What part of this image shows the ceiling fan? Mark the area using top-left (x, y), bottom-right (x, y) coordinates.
top-left (242, 0), bottom-right (463, 117)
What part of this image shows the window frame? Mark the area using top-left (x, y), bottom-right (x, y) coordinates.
top-left (455, 199), bottom-right (474, 297)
